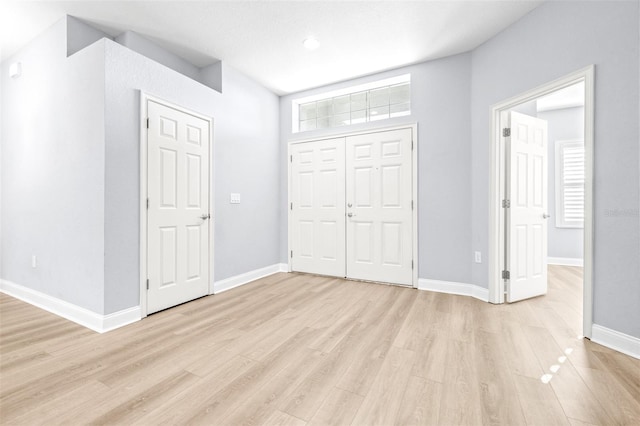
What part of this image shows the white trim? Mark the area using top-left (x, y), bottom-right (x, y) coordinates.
top-left (417, 278), bottom-right (489, 302)
top-left (287, 123), bottom-right (419, 288)
top-left (0, 279), bottom-right (141, 333)
top-left (591, 324), bottom-right (640, 360)
top-left (488, 65), bottom-right (594, 339)
top-left (213, 263), bottom-right (288, 294)
top-left (547, 257), bottom-right (584, 267)
top-left (139, 92), bottom-right (215, 316)
top-left (288, 122), bottom-right (416, 145)
top-left (140, 92), bottom-right (148, 317)
top-left (411, 125), bottom-right (419, 288)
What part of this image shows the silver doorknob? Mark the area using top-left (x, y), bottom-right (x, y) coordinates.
top-left (543, 213), bottom-right (551, 219)
top-left (347, 213), bottom-right (353, 217)
top-left (200, 213), bottom-right (211, 220)
top-left (347, 203), bottom-right (353, 208)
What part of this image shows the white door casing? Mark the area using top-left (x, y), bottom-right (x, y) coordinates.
top-left (290, 138), bottom-right (346, 277)
top-left (506, 111), bottom-right (548, 302)
top-left (146, 99), bottom-right (211, 314)
top-left (346, 128), bottom-right (414, 285)
top-left (489, 66), bottom-right (594, 338)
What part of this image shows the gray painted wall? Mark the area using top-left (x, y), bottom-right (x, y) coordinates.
top-left (280, 54), bottom-right (473, 284)
top-left (1, 17), bottom-right (281, 315)
top-left (113, 31), bottom-right (222, 92)
top-left (105, 41), bottom-right (279, 313)
top-left (103, 40), bottom-right (280, 313)
top-left (2, 2), bottom-right (638, 341)
top-left (66, 15), bottom-right (113, 56)
top-left (1, 18), bottom-right (107, 313)
top-left (115, 31), bottom-right (201, 83)
top-left (540, 106), bottom-right (584, 261)
top-left (470, 1), bottom-right (639, 337)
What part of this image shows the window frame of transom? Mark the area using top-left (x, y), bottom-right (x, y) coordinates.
top-left (292, 74), bottom-right (411, 134)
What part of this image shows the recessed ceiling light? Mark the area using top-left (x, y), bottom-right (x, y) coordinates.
top-left (303, 37), bottom-right (320, 50)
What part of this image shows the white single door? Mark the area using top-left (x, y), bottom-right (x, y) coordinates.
top-left (507, 111), bottom-right (548, 302)
top-left (147, 100), bottom-right (211, 314)
top-left (345, 128), bottom-right (413, 285)
top-left (290, 138), bottom-right (346, 277)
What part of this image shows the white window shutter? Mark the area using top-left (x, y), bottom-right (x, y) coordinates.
top-left (555, 140), bottom-right (585, 228)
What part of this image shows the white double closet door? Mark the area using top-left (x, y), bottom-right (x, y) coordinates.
top-left (290, 128), bottom-right (414, 286)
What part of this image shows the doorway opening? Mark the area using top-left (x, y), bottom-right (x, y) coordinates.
top-left (489, 66), bottom-right (594, 339)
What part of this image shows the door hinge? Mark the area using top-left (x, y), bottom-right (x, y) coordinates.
top-left (146, 198), bottom-right (149, 209)
top-left (146, 118), bottom-right (149, 129)
top-left (502, 270), bottom-right (510, 280)
top-left (411, 139), bottom-right (414, 150)
top-left (411, 260), bottom-right (414, 270)
top-left (290, 154), bottom-right (292, 163)
top-left (146, 279), bottom-right (149, 290)
top-left (502, 127), bottom-right (511, 137)
top-left (290, 202), bottom-right (293, 210)
top-left (290, 250), bottom-right (293, 258)
top-left (411, 200), bottom-right (414, 210)
top-left (502, 199), bottom-right (511, 208)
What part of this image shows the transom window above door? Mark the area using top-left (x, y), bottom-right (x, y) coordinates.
top-left (292, 74), bottom-right (411, 133)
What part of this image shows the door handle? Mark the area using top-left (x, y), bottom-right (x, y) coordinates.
top-left (347, 203), bottom-right (353, 208)
top-left (200, 213), bottom-right (211, 220)
top-left (542, 213), bottom-right (551, 219)
top-left (347, 213), bottom-right (354, 217)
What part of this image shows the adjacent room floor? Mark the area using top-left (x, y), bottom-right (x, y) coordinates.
top-left (1, 266), bottom-right (639, 425)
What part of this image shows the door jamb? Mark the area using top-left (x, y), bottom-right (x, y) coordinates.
top-left (488, 66), bottom-right (594, 338)
top-left (287, 123), bottom-right (419, 288)
top-left (139, 92), bottom-right (215, 317)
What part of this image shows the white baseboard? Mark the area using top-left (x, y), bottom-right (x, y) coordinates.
top-left (548, 257), bottom-right (584, 267)
top-left (0, 279), bottom-right (141, 333)
top-left (417, 278), bottom-right (489, 302)
top-left (213, 263), bottom-right (288, 294)
top-left (591, 324), bottom-right (640, 360)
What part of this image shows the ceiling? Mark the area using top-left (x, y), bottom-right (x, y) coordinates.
top-left (0, 1), bottom-right (544, 95)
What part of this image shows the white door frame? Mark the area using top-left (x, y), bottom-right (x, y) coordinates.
top-left (287, 123), bottom-right (419, 288)
top-left (139, 92), bottom-right (215, 317)
top-left (488, 66), bottom-right (594, 338)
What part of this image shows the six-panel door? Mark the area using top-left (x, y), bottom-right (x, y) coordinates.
top-left (345, 128), bottom-right (413, 285)
top-left (291, 138), bottom-right (346, 277)
top-left (147, 100), bottom-right (211, 314)
top-left (507, 111), bottom-right (548, 302)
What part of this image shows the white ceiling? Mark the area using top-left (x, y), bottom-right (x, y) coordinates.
top-left (0, 1), bottom-right (543, 95)
top-left (537, 81), bottom-right (585, 112)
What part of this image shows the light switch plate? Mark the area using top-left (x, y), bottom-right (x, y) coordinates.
top-left (230, 193), bottom-right (241, 204)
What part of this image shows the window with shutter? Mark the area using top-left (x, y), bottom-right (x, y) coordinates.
top-left (555, 140), bottom-right (585, 228)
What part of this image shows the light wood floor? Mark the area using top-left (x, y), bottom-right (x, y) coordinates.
top-left (1, 266), bottom-right (639, 425)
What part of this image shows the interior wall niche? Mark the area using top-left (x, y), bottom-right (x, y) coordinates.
top-left (66, 16), bottom-right (222, 93)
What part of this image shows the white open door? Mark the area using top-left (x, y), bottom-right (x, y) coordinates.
top-left (147, 100), bottom-right (211, 314)
top-left (506, 111), bottom-right (548, 302)
top-left (345, 128), bottom-right (413, 286)
top-left (290, 138), bottom-right (346, 277)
